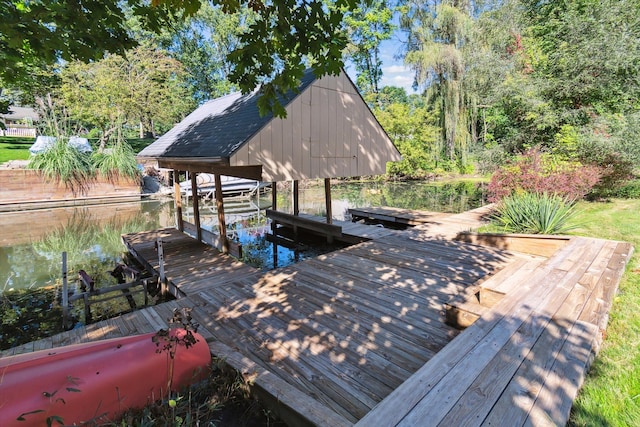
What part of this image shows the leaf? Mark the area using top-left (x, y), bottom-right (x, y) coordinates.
top-left (17, 409), bottom-right (45, 421)
top-left (46, 415), bottom-right (65, 426)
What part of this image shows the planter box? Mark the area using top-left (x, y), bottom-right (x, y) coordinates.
top-left (456, 231), bottom-right (571, 257)
top-left (0, 169), bottom-right (141, 212)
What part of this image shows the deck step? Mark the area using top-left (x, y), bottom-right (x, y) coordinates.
top-left (478, 256), bottom-right (546, 306)
top-left (444, 298), bottom-right (489, 329)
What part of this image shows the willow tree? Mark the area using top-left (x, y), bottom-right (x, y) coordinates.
top-left (401, 0), bottom-right (474, 170)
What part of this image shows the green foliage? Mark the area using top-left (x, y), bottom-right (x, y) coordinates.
top-left (344, 0), bottom-right (395, 96)
top-left (154, 3), bottom-right (249, 102)
top-left (224, 0), bottom-right (358, 117)
top-left (1, 1), bottom-right (136, 85)
top-left (490, 192), bottom-right (579, 234)
top-left (28, 136), bottom-right (94, 191)
top-left (92, 131), bottom-right (140, 181)
top-left (60, 43), bottom-right (194, 145)
top-left (3, 0), bottom-right (360, 118)
top-left (401, 0), bottom-right (475, 169)
top-left (374, 102), bottom-right (439, 177)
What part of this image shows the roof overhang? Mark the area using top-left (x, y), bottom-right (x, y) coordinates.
top-left (152, 157), bottom-right (263, 181)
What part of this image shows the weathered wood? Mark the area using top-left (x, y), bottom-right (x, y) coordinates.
top-left (349, 206), bottom-right (449, 226)
top-left (214, 173), bottom-right (229, 253)
top-left (266, 209), bottom-right (342, 237)
top-left (173, 169), bottom-right (184, 231)
top-left (190, 173), bottom-right (202, 241)
top-left (456, 232), bottom-right (570, 257)
top-left (208, 340), bottom-right (352, 427)
top-left (0, 169), bottom-right (140, 212)
top-left (3, 207), bottom-right (632, 427)
top-left (78, 269), bottom-right (95, 291)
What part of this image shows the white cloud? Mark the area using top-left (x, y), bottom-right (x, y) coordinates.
top-left (383, 64), bottom-right (409, 74)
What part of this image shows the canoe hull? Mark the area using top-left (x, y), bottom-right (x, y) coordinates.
top-left (0, 329), bottom-right (210, 426)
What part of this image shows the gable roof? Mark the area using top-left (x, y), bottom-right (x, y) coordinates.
top-left (138, 69), bottom-right (401, 181)
top-left (137, 70), bottom-right (317, 160)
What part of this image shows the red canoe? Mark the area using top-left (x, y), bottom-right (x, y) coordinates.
top-left (0, 329), bottom-right (211, 426)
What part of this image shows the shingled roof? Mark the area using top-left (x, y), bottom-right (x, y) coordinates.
top-left (137, 70), bottom-right (317, 160)
top-left (138, 69), bottom-right (401, 182)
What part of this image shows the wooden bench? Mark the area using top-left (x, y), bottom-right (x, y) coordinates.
top-left (356, 237), bottom-right (634, 426)
top-left (266, 209), bottom-right (342, 242)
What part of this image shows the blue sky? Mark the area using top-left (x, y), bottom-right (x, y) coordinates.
top-left (378, 37), bottom-right (416, 92)
top-left (344, 35), bottom-right (418, 94)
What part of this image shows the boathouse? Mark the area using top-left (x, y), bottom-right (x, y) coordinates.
top-left (137, 69), bottom-right (401, 252)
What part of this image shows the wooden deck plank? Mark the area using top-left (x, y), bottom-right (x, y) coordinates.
top-left (354, 238), bottom-right (593, 426)
top-left (393, 239), bottom-right (600, 425)
top-left (198, 278), bottom-right (388, 414)
top-left (436, 240), bottom-right (607, 426)
top-left (3, 206), bottom-right (631, 427)
top-left (246, 272), bottom-right (429, 378)
top-left (348, 206), bottom-right (450, 226)
top-left (196, 287), bottom-right (368, 422)
top-left (207, 339), bottom-right (353, 427)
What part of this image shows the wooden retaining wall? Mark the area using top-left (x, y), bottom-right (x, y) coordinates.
top-left (0, 169), bottom-right (141, 211)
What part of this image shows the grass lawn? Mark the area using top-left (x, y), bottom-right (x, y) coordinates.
top-left (0, 137), bottom-right (33, 163)
top-left (568, 199), bottom-right (640, 426)
top-left (0, 137), bottom-right (154, 164)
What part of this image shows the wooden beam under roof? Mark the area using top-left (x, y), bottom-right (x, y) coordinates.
top-left (157, 159), bottom-right (263, 181)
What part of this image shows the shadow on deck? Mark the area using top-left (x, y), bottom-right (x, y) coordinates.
top-left (1, 206), bottom-right (633, 426)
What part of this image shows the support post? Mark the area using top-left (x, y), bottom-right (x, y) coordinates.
top-left (271, 181), bottom-right (278, 267)
top-left (292, 180), bottom-right (299, 238)
top-left (214, 173), bottom-right (229, 253)
top-left (61, 252), bottom-right (69, 330)
top-left (271, 181), bottom-right (278, 235)
top-left (190, 173), bottom-right (202, 241)
top-left (292, 180), bottom-right (299, 215)
top-left (173, 169), bottom-right (184, 232)
top-left (157, 237), bottom-right (167, 294)
top-left (324, 178), bottom-right (333, 243)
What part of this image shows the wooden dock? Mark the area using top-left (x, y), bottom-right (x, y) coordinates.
top-left (2, 205), bottom-right (633, 427)
top-left (348, 206), bottom-right (451, 227)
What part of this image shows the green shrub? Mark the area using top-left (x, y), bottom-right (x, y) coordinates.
top-left (490, 192), bottom-right (579, 234)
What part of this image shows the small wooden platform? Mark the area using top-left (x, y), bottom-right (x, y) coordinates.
top-left (349, 206), bottom-right (450, 227)
top-left (122, 228), bottom-right (258, 297)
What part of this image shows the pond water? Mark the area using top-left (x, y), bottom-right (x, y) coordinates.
top-left (0, 179), bottom-right (487, 350)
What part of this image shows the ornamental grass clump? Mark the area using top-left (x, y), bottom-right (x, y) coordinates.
top-left (28, 136), bottom-right (94, 193)
top-left (490, 192), bottom-right (579, 235)
top-left (92, 132), bottom-right (140, 181)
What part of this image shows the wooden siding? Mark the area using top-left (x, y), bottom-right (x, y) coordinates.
top-left (230, 71), bottom-right (401, 181)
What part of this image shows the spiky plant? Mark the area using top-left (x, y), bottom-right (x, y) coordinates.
top-left (28, 136), bottom-right (94, 193)
top-left (29, 95), bottom-right (94, 192)
top-left (92, 126), bottom-right (140, 181)
top-left (490, 192), bottom-right (579, 235)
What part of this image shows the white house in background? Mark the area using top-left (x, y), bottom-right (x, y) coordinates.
top-left (0, 106), bottom-right (39, 137)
